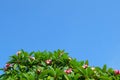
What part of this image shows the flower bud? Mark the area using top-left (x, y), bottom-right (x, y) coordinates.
top-left (16, 51), bottom-right (21, 55)
top-left (30, 56), bottom-right (35, 60)
top-left (6, 63), bottom-right (11, 68)
top-left (64, 68), bottom-right (72, 74)
top-left (36, 69), bottom-right (41, 74)
top-left (45, 59), bottom-right (52, 65)
top-left (82, 64), bottom-right (88, 69)
top-left (114, 70), bottom-right (120, 75)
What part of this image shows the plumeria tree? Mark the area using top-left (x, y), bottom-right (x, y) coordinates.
top-left (0, 50), bottom-right (120, 80)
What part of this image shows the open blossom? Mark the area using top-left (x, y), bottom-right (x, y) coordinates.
top-left (4, 63), bottom-right (12, 71)
top-left (64, 68), bottom-right (72, 74)
top-left (6, 63), bottom-right (11, 68)
top-left (82, 64), bottom-right (88, 69)
top-left (45, 59), bottom-right (52, 65)
top-left (114, 70), bottom-right (120, 75)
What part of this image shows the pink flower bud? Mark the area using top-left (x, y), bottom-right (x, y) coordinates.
top-left (6, 63), bottom-right (11, 68)
top-left (4, 63), bottom-right (12, 71)
top-left (82, 64), bottom-right (88, 69)
top-left (45, 59), bottom-right (52, 65)
top-left (64, 68), bottom-right (72, 74)
top-left (119, 70), bottom-right (120, 74)
top-left (114, 70), bottom-right (120, 75)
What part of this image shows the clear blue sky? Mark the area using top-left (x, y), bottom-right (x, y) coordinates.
top-left (0, 0), bottom-right (120, 73)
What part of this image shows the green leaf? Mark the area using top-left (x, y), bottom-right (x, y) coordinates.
top-left (100, 76), bottom-right (110, 80)
top-left (86, 67), bottom-right (94, 76)
top-left (13, 64), bottom-right (18, 70)
top-left (0, 68), bottom-right (4, 70)
top-left (41, 61), bottom-right (46, 67)
top-left (29, 51), bottom-right (34, 56)
top-left (47, 76), bottom-right (54, 80)
top-left (77, 66), bottom-right (86, 75)
top-left (102, 64), bottom-right (107, 72)
top-left (64, 74), bottom-right (69, 80)
top-left (74, 73), bottom-right (80, 79)
top-left (85, 60), bottom-right (89, 65)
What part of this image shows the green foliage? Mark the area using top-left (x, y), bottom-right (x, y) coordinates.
top-left (0, 50), bottom-right (119, 80)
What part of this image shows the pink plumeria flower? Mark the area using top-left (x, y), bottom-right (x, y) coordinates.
top-left (114, 70), bottom-right (120, 75)
top-left (6, 63), bottom-right (11, 68)
top-left (4, 63), bottom-right (12, 71)
top-left (82, 64), bottom-right (88, 69)
top-left (64, 68), bottom-right (72, 74)
top-left (45, 59), bottom-right (52, 65)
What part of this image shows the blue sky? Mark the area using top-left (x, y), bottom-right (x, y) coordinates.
top-left (0, 0), bottom-right (120, 73)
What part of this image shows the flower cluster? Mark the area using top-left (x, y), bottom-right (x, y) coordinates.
top-left (1, 50), bottom-right (120, 80)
